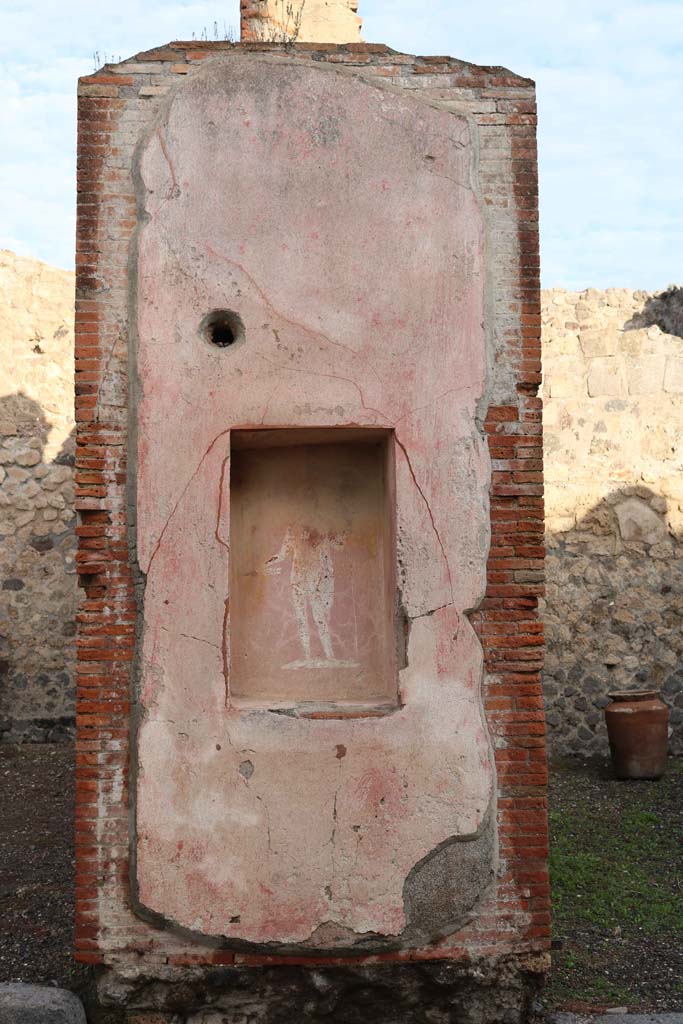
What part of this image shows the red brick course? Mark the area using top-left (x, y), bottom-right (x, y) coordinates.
top-left (74, 41), bottom-right (548, 971)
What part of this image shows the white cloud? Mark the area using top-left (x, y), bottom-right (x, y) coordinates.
top-left (1, 0), bottom-right (681, 288)
top-left (362, 0), bottom-right (683, 288)
top-left (0, 2), bottom-right (243, 268)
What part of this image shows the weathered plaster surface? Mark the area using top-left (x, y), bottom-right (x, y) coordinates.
top-left (134, 55), bottom-right (493, 949)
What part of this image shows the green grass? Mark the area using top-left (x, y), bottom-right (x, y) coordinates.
top-left (546, 759), bottom-right (683, 1010)
top-left (549, 803), bottom-right (682, 935)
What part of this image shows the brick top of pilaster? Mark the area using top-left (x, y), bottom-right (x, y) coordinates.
top-left (78, 40), bottom-right (535, 91)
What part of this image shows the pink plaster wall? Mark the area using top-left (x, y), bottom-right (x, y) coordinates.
top-left (134, 54), bottom-right (494, 949)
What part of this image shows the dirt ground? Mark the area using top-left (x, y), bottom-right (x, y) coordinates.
top-left (1, 743), bottom-right (681, 1012)
top-left (0, 744), bottom-right (90, 993)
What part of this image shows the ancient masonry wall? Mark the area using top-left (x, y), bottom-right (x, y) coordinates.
top-left (0, 251), bottom-right (77, 741)
top-left (542, 287), bottom-right (683, 756)
top-left (65, 39), bottom-right (548, 1007)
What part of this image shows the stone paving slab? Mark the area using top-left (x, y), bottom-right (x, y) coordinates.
top-left (551, 1014), bottom-right (683, 1024)
top-left (0, 984), bottom-right (86, 1024)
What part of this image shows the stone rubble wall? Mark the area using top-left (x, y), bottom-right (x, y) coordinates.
top-left (542, 286), bottom-right (683, 756)
top-left (0, 251), bottom-right (77, 741)
top-left (1, 252), bottom-right (681, 756)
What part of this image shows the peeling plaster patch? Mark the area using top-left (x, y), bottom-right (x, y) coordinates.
top-left (402, 807), bottom-right (495, 946)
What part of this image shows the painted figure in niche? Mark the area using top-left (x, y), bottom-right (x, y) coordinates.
top-left (264, 525), bottom-right (357, 669)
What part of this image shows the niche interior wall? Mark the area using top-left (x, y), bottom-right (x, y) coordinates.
top-left (74, 39), bottom-right (548, 1021)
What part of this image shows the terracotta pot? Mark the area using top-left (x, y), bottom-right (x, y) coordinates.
top-left (604, 690), bottom-right (669, 780)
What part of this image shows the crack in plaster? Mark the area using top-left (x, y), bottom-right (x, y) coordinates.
top-left (154, 128), bottom-right (181, 202)
top-left (145, 427), bottom-right (231, 575)
top-left (256, 354), bottom-right (389, 423)
top-left (423, 168), bottom-right (473, 193)
top-left (394, 434), bottom-right (454, 604)
top-left (375, 111), bottom-right (469, 152)
top-left (257, 353), bottom-right (476, 441)
top-left (256, 794), bottom-right (273, 852)
top-left (200, 242), bottom-right (368, 363)
top-left (180, 632), bottom-right (220, 650)
top-left (393, 384), bottom-right (475, 426)
top-left (260, 378), bottom-right (282, 425)
top-left (215, 454), bottom-right (231, 708)
top-left (160, 625), bottom-right (220, 651)
top-left (328, 762), bottom-right (343, 879)
top-left (410, 602), bottom-right (455, 623)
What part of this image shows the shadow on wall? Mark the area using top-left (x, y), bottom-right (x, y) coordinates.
top-left (624, 285), bottom-right (683, 339)
top-left (543, 485), bottom-right (683, 758)
top-left (0, 391), bottom-right (77, 742)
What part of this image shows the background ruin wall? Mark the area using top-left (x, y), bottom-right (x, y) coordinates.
top-left (542, 287), bottom-right (683, 756)
top-left (0, 250), bottom-right (77, 742)
top-left (2, 258), bottom-right (681, 755)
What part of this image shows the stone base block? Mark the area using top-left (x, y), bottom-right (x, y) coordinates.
top-left (84, 956), bottom-right (548, 1024)
top-left (0, 984), bottom-right (86, 1024)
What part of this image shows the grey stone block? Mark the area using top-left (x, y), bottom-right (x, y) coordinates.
top-left (550, 1015), bottom-right (683, 1024)
top-left (594, 1016), bottom-right (683, 1024)
top-left (0, 985), bottom-right (86, 1024)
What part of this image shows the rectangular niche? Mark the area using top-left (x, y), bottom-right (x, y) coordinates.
top-left (229, 428), bottom-right (397, 713)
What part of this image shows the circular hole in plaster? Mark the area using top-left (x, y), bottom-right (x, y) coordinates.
top-left (201, 309), bottom-right (245, 350)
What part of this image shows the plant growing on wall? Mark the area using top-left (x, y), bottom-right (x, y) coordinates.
top-left (92, 51), bottom-right (122, 71)
top-left (251, 0), bottom-right (306, 43)
top-left (192, 21), bottom-right (236, 42)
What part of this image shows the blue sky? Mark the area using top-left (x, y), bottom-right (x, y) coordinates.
top-left (1, 0), bottom-right (681, 289)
